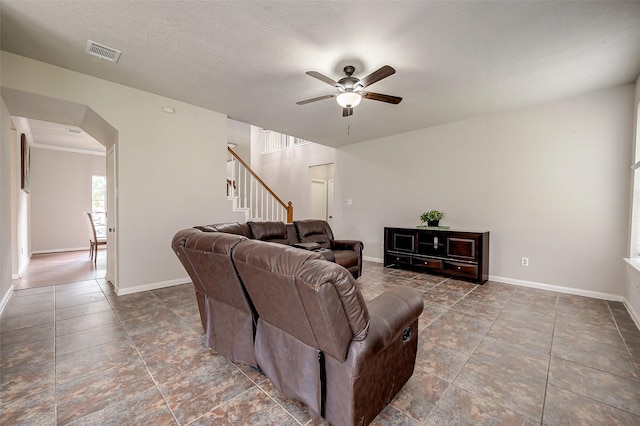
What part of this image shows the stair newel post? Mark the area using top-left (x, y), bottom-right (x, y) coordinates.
top-left (287, 202), bottom-right (293, 223)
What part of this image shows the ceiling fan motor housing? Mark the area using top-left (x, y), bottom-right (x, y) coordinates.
top-left (338, 76), bottom-right (360, 92)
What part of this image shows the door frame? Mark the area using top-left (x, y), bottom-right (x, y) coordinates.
top-left (106, 144), bottom-right (118, 289)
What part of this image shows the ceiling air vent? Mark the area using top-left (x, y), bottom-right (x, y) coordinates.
top-left (86, 40), bottom-right (121, 63)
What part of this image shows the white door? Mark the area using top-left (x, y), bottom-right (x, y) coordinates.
top-left (327, 179), bottom-right (334, 226)
top-left (310, 179), bottom-right (327, 220)
top-left (106, 145), bottom-right (117, 289)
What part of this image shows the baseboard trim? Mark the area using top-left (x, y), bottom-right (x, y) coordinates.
top-left (0, 283), bottom-right (15, 316)
top-left (32, 247), bottom-right (88, 255)
top-left (489, 274), bottom-right (623, 302)
top-left (115, 278), bottom-right (191, 296)
top-left (113, 261), bottom-right (622, 305)
top-left (363, 256), bottom-right (623, 302)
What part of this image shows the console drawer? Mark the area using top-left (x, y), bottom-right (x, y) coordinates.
top-left (386, 252), bottom-right (412, 266)
top-left (413, 255), bottom-right (442, 271)
top-left (443, 260), bottom-right (478, 277)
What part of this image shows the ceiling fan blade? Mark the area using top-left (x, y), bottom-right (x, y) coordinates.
top-left (358, 65), bottom-right (396, 88)
top-left (361, 91), bottom-right (402, 104)
top-left (342, 107), bottom-right (353, 117)
top-left (306, 71), bottom-right (340, 87)
top-left (296, 93), bottom-right (337, 105)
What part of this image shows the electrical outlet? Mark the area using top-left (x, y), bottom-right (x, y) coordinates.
top-left (521, 257), bottom-right (529, 267)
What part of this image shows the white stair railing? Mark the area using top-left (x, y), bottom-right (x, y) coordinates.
top-left (227, 147), bottom-right (293, 222)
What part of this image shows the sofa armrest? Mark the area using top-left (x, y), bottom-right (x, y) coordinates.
top-left (331, 239), bottom-right (363, 252)
top-left (340, 286), bottom-right (422, 352)
top-left (365, 286), bottom-right (423, 345)
top-left (335, 286), bottom-right (423, 369)
top-left (331, 239), bottom-right (364, 278)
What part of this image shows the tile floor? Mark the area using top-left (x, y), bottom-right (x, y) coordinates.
top-left (2, 259), bottom-right (640, 425)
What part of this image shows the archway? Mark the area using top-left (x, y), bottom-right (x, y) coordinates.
top-left (1, 87), bottom-right (119, 288)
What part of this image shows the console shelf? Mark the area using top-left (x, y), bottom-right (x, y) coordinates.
top-left (384, 227), bottom-right (489, 284)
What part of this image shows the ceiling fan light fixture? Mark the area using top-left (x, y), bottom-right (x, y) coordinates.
top-left (337, 92), bottom-right (361, 108)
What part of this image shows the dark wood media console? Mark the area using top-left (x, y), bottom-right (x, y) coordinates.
top-left (384, 227), bottom-right (490, 283)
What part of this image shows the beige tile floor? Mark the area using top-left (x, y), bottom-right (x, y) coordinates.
top-left (1, 254), bottom-right (640, 425)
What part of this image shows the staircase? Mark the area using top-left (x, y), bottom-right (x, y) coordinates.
top-left (227, 147), bottom-right (293, 222)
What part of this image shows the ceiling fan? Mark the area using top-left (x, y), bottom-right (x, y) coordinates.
top-left (297, 65), bottom-right (402, 117)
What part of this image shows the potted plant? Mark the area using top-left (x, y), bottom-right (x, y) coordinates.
top-left (420, 210), bottom-right (444, 227)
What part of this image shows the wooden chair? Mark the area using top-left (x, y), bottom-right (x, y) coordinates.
top-left (84, 212), bottom-right (106, 265)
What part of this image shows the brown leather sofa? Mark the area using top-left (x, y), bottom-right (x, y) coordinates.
top-left (171, 229), bottom-right (424, 426)
top-left (171, 229), bottom-right (258, 368)
top-left (195, 219), bottom-right (364, 279)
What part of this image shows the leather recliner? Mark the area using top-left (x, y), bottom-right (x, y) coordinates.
top-left (171, 229), bottom-right (258, 368)
top-left (232, 238), bottom-right (423, 426)
top-left (293, 219), bottom-right (363, 279)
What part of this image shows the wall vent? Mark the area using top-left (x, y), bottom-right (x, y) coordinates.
top-left (86, 40), bottom-right (121, 63)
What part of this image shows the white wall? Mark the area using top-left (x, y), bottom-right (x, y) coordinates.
top-left (250, 132), bottom-right (336, 221)
top-left (0, 97), bottom-right (13, 307)
top-left (334, 85), bottom-right (635, 297)
top-left (29, 147), bottom-right (105, 253)
top-left (1, 51), bottom-right (236, 295)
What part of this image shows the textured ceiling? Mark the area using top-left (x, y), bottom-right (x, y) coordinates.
top-left (2, 1), bottom-right (640, 148)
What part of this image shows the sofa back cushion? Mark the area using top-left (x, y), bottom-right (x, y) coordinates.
top-left (294, 219), bottom-right (334, 249)
top-left (233, 239), bottom-right (369, 362)
top-left (248, 221), bottom-right (290, 244)
top-left (295, 258), bottom-right (370, 360)
top-left (172, 229), bottom-right (258, 366)
top-left (195, 222), bottom-right (251, 238)
top-left (176, 231), bottom-right (252, 313)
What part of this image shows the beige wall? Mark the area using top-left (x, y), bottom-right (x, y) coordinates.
top-left (0, 98), bottom-right (13, 306)
top-left (228, 119), bottom-right (251, 165)
top-left (334, 85), bottom-right (634, 298)
top-left (30, 148), bottom-right (106, 253)
top-left (9, 127), bottom-right (29, 278)
top-left (625, 74), bottom-right (640, 321)
top-left (1, 51), bottom-right (238, 295)
top-left (250, 132), bottom-right (336, 220)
